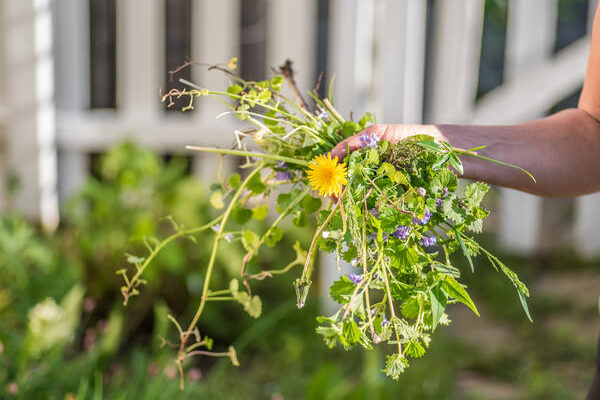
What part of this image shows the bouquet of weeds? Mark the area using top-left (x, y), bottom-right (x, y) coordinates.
top-left (119, 58), bottom-right (534, 387)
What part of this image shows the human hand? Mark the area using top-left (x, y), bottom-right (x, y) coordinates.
top-left (330, 123), bottom-right (443, 162)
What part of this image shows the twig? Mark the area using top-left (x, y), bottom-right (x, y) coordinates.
top-left (278, 60), bottom-right (310, 112)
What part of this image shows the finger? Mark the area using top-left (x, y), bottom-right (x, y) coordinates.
top-left (330, 135), bottom-right (362, 162)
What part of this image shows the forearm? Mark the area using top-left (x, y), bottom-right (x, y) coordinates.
top-left (427, 109), bottom-right (600, 197)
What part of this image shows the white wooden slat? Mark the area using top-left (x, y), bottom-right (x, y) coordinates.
top-left (193, 0), bottom-right (240, 119)
top-left (4, 0), bottom-right (59, 229)
top-left (53, 0), bottom-right (89, 110)
top-left (376, 0), bottom-right (427, 123)
top-left (117, 0), bottom-right (163, 117)
top-left (429, 0), bottom-right (484, 123)
top-left (266, 0), bottom-right (317, 98)
top-left (575, 193), bottom-right (600, 257)
top-left (57, 151), bottom-right (89, 204)
top-left (470, 38), bottom-right (589, 124)
top-left (328, 0), bottom-right (375, 118)
top-left (496, 0), bottom-right (557, 254)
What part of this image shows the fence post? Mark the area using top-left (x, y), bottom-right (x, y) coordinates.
top-left (4, 0), bottom-right (59, 230)
top-left (429, 0), bottom-right (484, 123)
top-left (374, 0), bottom-right (427, 123)
top-left (54, 0), bottom-right (90, 204)
top-left (497, 0), bottom-right (557, 254)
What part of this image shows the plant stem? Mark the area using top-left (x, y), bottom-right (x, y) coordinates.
top-left (186, 146), bottom-right (309, 167)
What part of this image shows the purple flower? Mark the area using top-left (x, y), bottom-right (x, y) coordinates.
top-left (211, 224), bottom-right (220, 232)
top-left (442, 186), bottom-right (449, 197)
top-left (359, 133), bottom-right (381, 149)
top-left (347, 273), bottom-right (363, 284)
top-left (369, 208), bottom-right (380, 218)
top-left (275, 161), bottom-right (294, 181)
top-left (412, 209), bottom-right (431, 225)
top-left (393, 225), bottom-right (411, 241)
top-left (317, 110), bottom-right (330, 122)
top-left (382, 316), bottom-right (389, 327)
top-left (419, 235), bottom-right (437, 247)
top-left (436, 198), bottom-right (443, 207)
top-left (224, 233), bottom-right (234, 243)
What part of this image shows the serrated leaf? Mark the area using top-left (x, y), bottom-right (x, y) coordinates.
top-left (464, 182), bottom-right (489, 208)
top-left (329, 276), bottom-right (355, 303)
top-left (227, 84), bottom-right (243, 95)
top-left (441, 276), bottom-right (479, 316)
top-left (430, 169), bottom-right (458, 193)
top-left (293, 210), bottom-right (308, 227)
top-left (302, 195), bottom-right (322, 213)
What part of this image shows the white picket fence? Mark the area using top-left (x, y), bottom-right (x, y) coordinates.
top-left (2, 0), bottom-right (600, 259)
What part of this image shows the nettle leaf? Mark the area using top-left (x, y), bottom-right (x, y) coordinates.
top-left (342, 320), bottom-right (361, 345)
top-left (400, 296), bottom-right (420, 319)
top-left (358, 112), bottom-right (375, 129)
top-left (429, 285), bottom-right (447, 332)
top-left (277, 190), bottom-right (302, 213)
top-left (404, 341), bottom-right (426, 358)
top-left (442, 195), bottom-right (465, 224)
top-left (247, 173), bottom-right (266, 194)
top-left (330, 276), bottom-right (356, 303)
top-left (366, 148), bottom-right (379, 165)
top-left (430, 169), bottom-right (458, 194)
top-left (342, 245), bottom-right (358, 263)
top-left (464, 182), bottom-right (489, 208)
top-left (270, 75), bottom-right (284, 91)
top-left (252, 205), bottom-right (269, 220)
top-left (263, 226), bottom-right (283, 247)
top-left (232, 205), bottom-right (253, 225)
top-left (316, 324), bottom-right (341, 348)
top-left (384, 353), bottom-right (407, 380)
top-left (441, 276), bottom-right (479, 317)
top-left (242, 230), bottom-right (260, 252)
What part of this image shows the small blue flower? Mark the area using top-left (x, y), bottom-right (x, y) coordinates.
top-left (347, 273), bottom-right (364, 284)
top-left (224, 233), bottom-right (234, 243)
top-left (369, 208), bottom-right (380, 218)
top-left (276, 171), bottom-right (293, 181)
top-left (211, 224), bottom-right (220, 232)
top-left (382, 316), bottom-right (389, 327)
top-left (393, 225), bottom-right (411, 241)
top-left (317, 110), bottom-right (329, 122)
top-left (370, 232), bottom-right (388, 242)
top-left (359, 133), bottom-right (380, 149)
top-left (419, 235), bottom-right (437, 247)
top-left (436, 198), bottom-right (443, 207)
top-left (412, 209), bottom-right (431, 225)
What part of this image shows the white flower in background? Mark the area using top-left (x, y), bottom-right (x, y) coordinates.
top-left (27, 298), bottom-right (72, 356)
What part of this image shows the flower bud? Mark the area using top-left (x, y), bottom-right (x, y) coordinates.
top-left (416, 187), bottom-right (426, 197)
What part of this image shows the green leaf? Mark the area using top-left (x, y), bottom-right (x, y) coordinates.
top-left (244, 295), bottom-right (262, 318)
top-left (416, 140), bottom-right (442, 152)
top-left (270, 76), bottom-right (284, 91)
top-left (430, 169), bottom-right (458, 194)
top-left (227, 84), bottom-right (243, 95)
top-left (228, 174), bottom-right (241, 189)
top-left (464, 182), bottom-right (489, 208)
top-left (358, 112), bottom-right (375, 128)
top-left (441, 276), bottom-right (479, 317)
top-left (518, 290), bottom-right (533, 322)
top-left (366, 148), bottom-right (379, 165)
top-left (247, 173), bottom-right (266, 194)
top-left (455, 230), bottom-right (474, 273)
top-left (383, 353), bottom-right (407, 380)
top-left (257, 90), bottom-right (271, 103)
top-left (252, 205), bottom-right (269, 220)
top-left (404, 341), bottom-right (426, 358)
top-left (429, 285), bottom-right (447, 332)
top-left (302, 194), bottom-right (322, 213)
top-left (293, 210), bottom-right (308, 227)
top-left (242, 230), bottom-right (260, 252)
top-left (330, 276), bottom-right (356, 303)
top-left (232, 205), bottom-right (252, 225)
top-left (342, 320), bottom-right (362, 345)
top-left (263, 226), bottom-right (283, 247)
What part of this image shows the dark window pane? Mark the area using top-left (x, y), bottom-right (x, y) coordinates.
top-left (165, 0), bottom-right (192, 113)
top-left (314, 0), bottom-right (329, 99)
top-left (555, 0), bottom-right (588, 53)
top-left (241, 0), bottom-right (267, 81)
top-left (89, 0), bottom-right (117, 109)
top-left (477, 0), bottom-right (508, 99)
top-left (548, 86), bottom-right (582, 114)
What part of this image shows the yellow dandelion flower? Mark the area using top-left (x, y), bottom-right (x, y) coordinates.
top-left (306, 153), bottom-right (348, 197)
